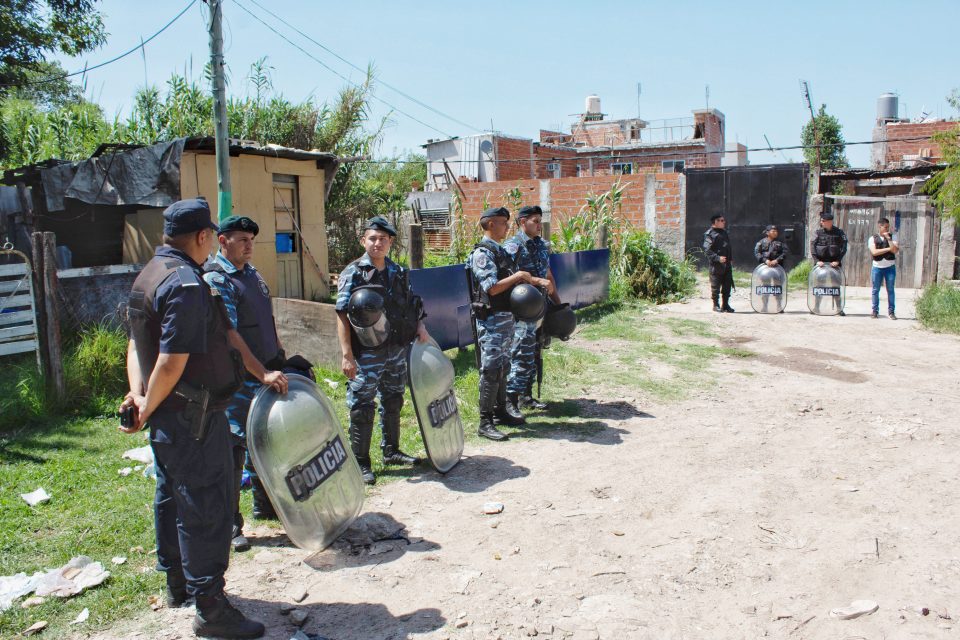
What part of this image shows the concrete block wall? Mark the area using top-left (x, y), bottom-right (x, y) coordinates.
top-left (882, 121), bottom-right (958, 166)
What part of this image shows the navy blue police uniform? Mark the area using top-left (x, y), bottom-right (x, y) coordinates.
top-left (126, 199), bottom-right (260, 638)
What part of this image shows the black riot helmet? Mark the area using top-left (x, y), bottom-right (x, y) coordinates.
top-left (347, 286), bottom-right (390, 348)
top-left (510, 283), bottom-right (546, 322)
top-left (543, 302), bottom-right (577, 340)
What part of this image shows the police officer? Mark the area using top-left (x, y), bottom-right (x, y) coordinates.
top-left (467, 207), bottom-right (551, 441)
top-left (754, 225), bottom-right (787, 313)
top-left (336, 216), bottom-right (430, 485)
top-left (703, 213), bottom-right (734, 312)
top-left (810, 210), bottom-right (848, 316)
top-left (504, 205), bottom-right (559, 414)
top-left (754, 225), bottom-right (787, 268)
top-left (202, 215), bottom-right (289, 553)
top-left (119, 198), bottom-right (264, 639)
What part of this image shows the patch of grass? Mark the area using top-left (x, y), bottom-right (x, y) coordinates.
top-left (788, 261), bottom-right (812, 290)
top-left (663, 317), bottom-right (715, 338)
top-left (0, 415), bottom-right (161, 637)
top-left (916, 283), bottom-right (960, 334)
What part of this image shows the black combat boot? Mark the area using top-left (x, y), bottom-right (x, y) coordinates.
top-left (478, 367), bottom-right (508, 441)
top-left (380, 394), bottom-right (420, 466)
top-left (165, 570), bottom-right (189, 608)
top-left (494, 364), bottom-right (525, 426)
top-left (230, 524), bottom-right (250, 553)
top-left (506, 392), bottom-right (524, 417)
top-left (250, 477), bottom-right (277, 520)
top-left (520, 380), bottom-right (548, 410)
top-left (712, 296), bottom-right (721, 312)
top-left (193, 593), bottom-right (265, 639)
top-left (721, 299), bottom-right (735, 313)
top-left (349, 405), bottom-right (377, 485)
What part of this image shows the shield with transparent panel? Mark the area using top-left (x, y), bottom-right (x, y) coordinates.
top-left (750, 264), bottom-right (787, 314)
top-left (807, 265), bottom-right (845, 316)
top-left (247, 374), bottom-right (364, 550)
top-left (407, 338), bottom-right (464, 473)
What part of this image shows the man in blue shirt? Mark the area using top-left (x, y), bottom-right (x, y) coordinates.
top-left (203, 216), bottom-right (288, 553)
top-left (120, 198), bottom-right (264, 639)
top-left (336, 216), bottom-right (430, 485)
top-left (504, 205), bottom-right (559, 413)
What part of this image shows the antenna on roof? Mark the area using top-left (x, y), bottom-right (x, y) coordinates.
top-left (705, 84), bottom-right (710, 108)
top-left (637, 82), bottom-right (642, 118)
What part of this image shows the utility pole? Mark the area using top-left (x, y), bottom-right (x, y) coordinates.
top-left (800, 80), bottom-right (822, 171)
top-left (207, 0), bottom-right (232, 221)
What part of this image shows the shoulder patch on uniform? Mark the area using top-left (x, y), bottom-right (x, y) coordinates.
top-left (174, 265), bottom-right (201, 287)
top-left (474, 250), bottom-right (490, 269)
top-left (505, 243), bottom-right (519, 255)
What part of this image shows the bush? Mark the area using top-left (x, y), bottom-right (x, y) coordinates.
top-left (614, 231), bottom-right (697, 304)
top-left (0, 324), bottom-right (128, 429)
top-left (916, 283), bottom-right (960, 334)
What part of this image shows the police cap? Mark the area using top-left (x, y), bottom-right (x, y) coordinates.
top-left (218, 215), bottom-right (259, 236)
top-left (765, 224), bottom-right (778, 233)
top-left (363, 215), bottom-right (397, 237)
top-left (481, 207), bottom-right (510, 220)
top-left (163, 198), bottom-right (219, 236)
top-left (820, 211), bottom-right (835, 220)
top-left (517, 205), bottom-right (542, 219)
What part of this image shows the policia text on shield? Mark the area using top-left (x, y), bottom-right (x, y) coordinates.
top-left (336, 216), bottom-right (432, 485)
top-left (119, 199), bottom-right (267, 639)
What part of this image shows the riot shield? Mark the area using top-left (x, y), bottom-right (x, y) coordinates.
top-left (750, 264), bottom-right (787, 314)
top-left (407, 338), bottom-right (464, 473)
top-left (807, 265), bottom-right (845, 316)
top-left (247, 374), bottom-right (365, 551)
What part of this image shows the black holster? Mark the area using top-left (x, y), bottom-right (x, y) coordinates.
top-left (173, 382), bottom-right (211, 441)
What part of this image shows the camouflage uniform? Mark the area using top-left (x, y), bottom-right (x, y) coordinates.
top-left (336, 254), bottom-right (417, 468)
top-left (466, 236), bottom-right (525, 439)
top-left (504, 231), bottom-right (550, 396)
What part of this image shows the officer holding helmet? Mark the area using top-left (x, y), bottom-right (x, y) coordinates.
top-left (120, 198), bottom-right (264, 639)
top-left (504, 205), bottom-right (559, 414)
top-left (336, 215), bottom-right (431, 485)
top-left (466, 207), bottom-right (550, 441)
top-left (202, 215), bottom-right (289, 553)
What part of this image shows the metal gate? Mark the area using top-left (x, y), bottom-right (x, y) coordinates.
top-left (685, 164), bottom-right (809, 270)
top-left (0, 249), bottom-right (40, 365)
top-left (826, 195), bottom-right (939, 288)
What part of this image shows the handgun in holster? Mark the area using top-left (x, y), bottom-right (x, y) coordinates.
top-left (173, 381), bottom-right (211, 441)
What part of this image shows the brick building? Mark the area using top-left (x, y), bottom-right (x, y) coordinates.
top-left (422, 96), bottom-right (737, 191)
top-left (871, 92), bottom-right (958, 169)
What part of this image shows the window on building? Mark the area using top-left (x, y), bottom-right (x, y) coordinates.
top-left (661, 160), bottom-right (686, 173)
top-left (546, 162), bottom-right (561, 178)
top-left (576, 164), bottom-right (583, 177)
top-left (612, 162), bottom-right (633, 175)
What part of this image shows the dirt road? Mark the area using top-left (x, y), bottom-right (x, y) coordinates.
top-left (95, 283), bottom-right (960, 639)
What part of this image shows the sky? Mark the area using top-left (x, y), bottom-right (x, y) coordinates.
top-left (55, 0), bottom-right (960, 168)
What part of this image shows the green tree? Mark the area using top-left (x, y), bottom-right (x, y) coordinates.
top-left (0, 0), bottom-right (107, 88)
top-left (801, 104), bottom-right (848, 172)
top-left (923, 89), bottom-right (960, 223)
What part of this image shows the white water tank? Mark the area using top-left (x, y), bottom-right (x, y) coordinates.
top-left (585, 94), bottom-right (601, 116)
top-left (877, 93), bottom-right (898, 121)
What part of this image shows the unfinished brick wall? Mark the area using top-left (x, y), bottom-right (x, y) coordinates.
top-left (533, 145), bottom-right (578, 179)
top-left (493, 136), bottom-right (534, 181)
top-left (452, 172), bottom-right (687, 259)
top-left (882, 120), bottom-right (958, 166)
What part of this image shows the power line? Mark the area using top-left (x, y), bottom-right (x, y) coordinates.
top-left (0, 0), bottom-right (198, 89)
top-left (353, 135), bottom-right (948, 164)
top-left (244, 0), bottom-right (484, 134)
top-left (232, 0), bottom-right (456, 139)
